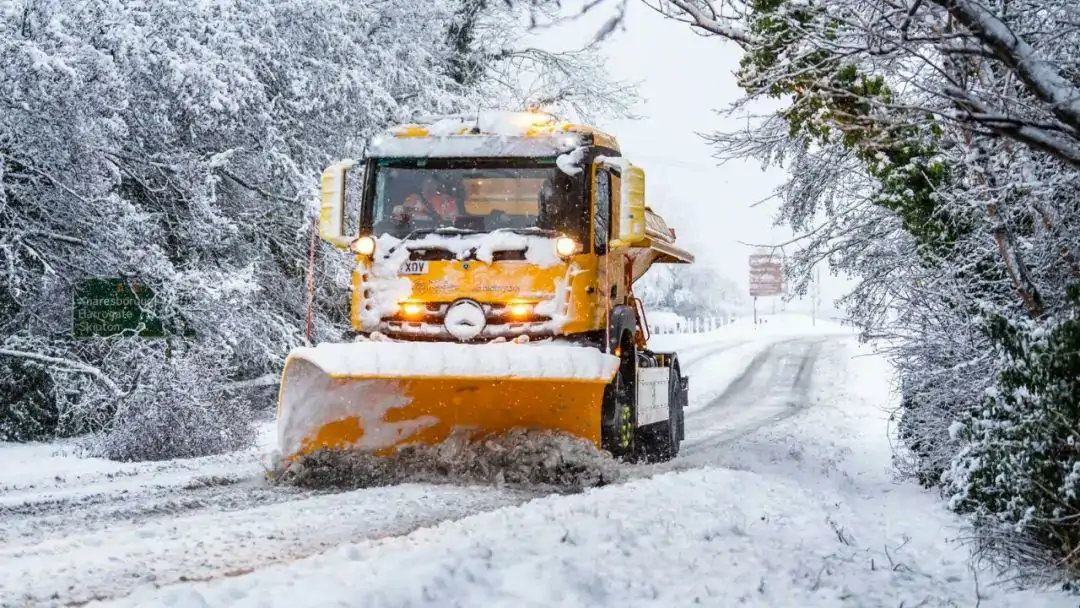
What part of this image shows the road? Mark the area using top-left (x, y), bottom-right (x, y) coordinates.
top-left (0, 330), bottom-right (840, 607)
top-left (681, 337), bottom-right (827, 459)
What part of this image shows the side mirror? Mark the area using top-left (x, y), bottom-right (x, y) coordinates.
top-left (617, 165), bottom-right (647, 245)
top-left (319, 161), bottom-right (355, 249)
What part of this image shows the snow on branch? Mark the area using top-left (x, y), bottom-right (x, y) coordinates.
top-left (931, 0), bottom-right (1080, 133)
top-left (641, 0), bottom-right (752, 45)
top-left (0, 349), bottom-right (124, 396)
top-left (945, 88), bottom-right (1080, 169)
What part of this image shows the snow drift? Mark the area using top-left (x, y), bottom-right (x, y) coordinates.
top-left (272, 428), bottom-right (623, 495)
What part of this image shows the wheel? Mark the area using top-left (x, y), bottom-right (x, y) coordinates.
top-left (639, 360), bottom-right (682, 463)
top-left (601, 336), bottom-right (638, 461)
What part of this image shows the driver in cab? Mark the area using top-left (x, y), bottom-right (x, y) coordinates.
top-left (393, 176), bottom-right (459, 223)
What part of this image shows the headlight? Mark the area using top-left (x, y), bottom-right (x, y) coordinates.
top-left (400, 302), bottom-right (425, 317)
top-left (507, 302), bottom-right (533, 318)
top-left (350, 235), bottom-right (376, 256)
top-left (555, 236), bottom-right (578, 258)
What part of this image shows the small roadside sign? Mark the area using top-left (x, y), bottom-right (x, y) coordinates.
top-left (748, 254), bottom-right (784, 297)
top-left (72, 277), bottom-right (192, 338)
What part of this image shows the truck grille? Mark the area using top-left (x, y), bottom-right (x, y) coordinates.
top-left (406, 248), bottom-right (528, 262)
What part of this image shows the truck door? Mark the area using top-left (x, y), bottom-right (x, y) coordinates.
top-left (593, 161), bottom-right (626, 327)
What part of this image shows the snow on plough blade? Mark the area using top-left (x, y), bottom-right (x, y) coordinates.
top-left (276, 341), bottom-right (620, 462)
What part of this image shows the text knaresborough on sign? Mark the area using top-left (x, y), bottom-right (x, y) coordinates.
top-left (72, 277), bottom-right (193, 338)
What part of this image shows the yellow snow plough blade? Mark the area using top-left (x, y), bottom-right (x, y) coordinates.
top-left (276, 341), bottom-right (619, 462)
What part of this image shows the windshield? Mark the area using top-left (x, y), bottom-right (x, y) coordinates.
top-left (365, 160), bottom-right (587, 241)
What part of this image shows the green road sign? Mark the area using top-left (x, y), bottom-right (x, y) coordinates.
top-left (72, 278), bottom-right (192, 338)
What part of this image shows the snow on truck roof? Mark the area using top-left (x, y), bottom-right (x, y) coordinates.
top-left (365, 110), bottom-right (621, 159)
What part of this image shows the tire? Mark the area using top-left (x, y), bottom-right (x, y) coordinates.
top-left (601, 335), bottom-right (637, 462)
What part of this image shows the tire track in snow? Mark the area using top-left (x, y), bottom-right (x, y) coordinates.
top-left (0, 477), bottom-right (313, 548)
top-left (676, 337), bottom-right (828, 460)
top-left (0, 483), bottom-right (534, 608)
top-left (0, 438), bottom-right (526, 607)
top-left (619, 336), bottom-right (833, 482)
top-left (0, 437), bottom-right (558, 607)
top-left (0, 441), bottom-right (307, 548)
top-left (686, 341), bottom-right (787, 413)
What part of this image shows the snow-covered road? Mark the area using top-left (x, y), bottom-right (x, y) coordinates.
top-left (1, 423), bottom-right (549, 606)
top-left (682, 336), bottom-right (826, 456)
top-left (1, 315), bottom-right (1073, 607)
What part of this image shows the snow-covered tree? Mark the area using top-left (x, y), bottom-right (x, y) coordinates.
top-left (636, 264), bottom-right (744, 319)
top-left (532, 0), bottom-right (1080, 585)
top-left (445, 1), bottom-right (641, 121)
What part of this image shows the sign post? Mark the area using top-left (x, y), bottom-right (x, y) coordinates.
top-left (748, 253), bottom-right (784, 323)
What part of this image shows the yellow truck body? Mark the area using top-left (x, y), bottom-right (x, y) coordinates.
top-left (278, 110), bottom-right (694, 464)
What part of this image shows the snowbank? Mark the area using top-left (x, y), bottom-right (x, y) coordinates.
top-left (669, 337), bottom-right (1076, 607)
top-left (642, 309), bottom-right (681, 333)
top-left (643, 311), bottom-right (847, 353)
top-left (0, 423), bottom-right (276, 494)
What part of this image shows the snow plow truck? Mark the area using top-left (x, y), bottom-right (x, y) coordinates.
top-left (277, 110), bottom-right (695, 465)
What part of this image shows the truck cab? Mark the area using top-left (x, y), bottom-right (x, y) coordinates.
top-left (318, 110), bottom-right (693, 351)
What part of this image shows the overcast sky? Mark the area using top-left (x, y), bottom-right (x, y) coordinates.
top-left (523, 2), bottom-right (854, 315)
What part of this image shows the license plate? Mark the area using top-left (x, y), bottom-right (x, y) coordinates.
top-left (399, 260), bottom-right (429, 275)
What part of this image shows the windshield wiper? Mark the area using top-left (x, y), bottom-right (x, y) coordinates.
top-left (386, 227), bottom-right (479, 255)
top-left (490, 227), bottom-right (558, 237)
top-left (386, 229), bottom-right (427, 255)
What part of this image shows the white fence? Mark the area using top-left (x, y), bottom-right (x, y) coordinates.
top-left (646, 312), bottom-right (738, 335)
